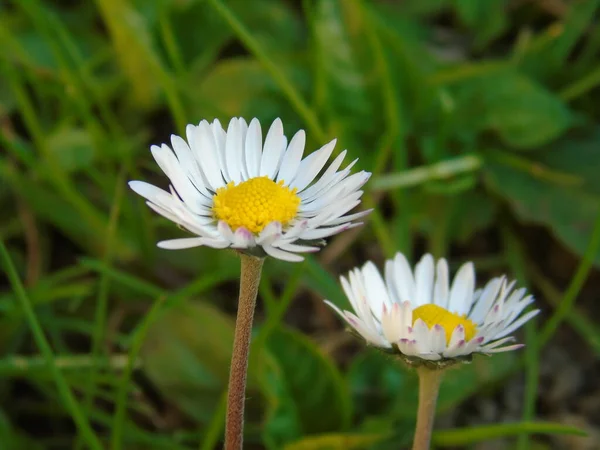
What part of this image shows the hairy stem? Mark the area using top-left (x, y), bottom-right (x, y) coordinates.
top-left (224, 253), bottom-right (264, 450)
top-left (412, 367), bottom-right (444, 450)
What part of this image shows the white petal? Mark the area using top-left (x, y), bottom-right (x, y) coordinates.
top-left (398, 338), bottom-right (418, 356)
top-left (433, 258), bottom-right (449, 308)
top-left (414, 254), bottom-right (434, 307)
top-left (150, 145), bottom-right (206, 214)
top-left (390, 252), bottom-right (415, 303)
top-left (276, 242), bottom-right (320, 253)
top-left (298, 223), bottom-right (353, 240)
top-left (232, 227), bottom-right (255, 248)
top-left (244, 118), bottom-right (262, 178)
top-left (157, 237), bottom-right (226, 250)
top-left (277, 130), bottom-right (305, 184)
top-left (481, 336), bottom-right (515, 350)
top-left (129, 181), bottom-right (169, 203)
top-left (225, 118), bottom-right (243, 183)
top-left (170, 134), bottom-right (210, 198)
top-left (362, 261), bottom-right (392, 318)
top-left (299, 150), bottom-right (347, 200)
top-left (381, 303), bottom-right (403, 343)
top-left (446, 325), bottom-right (466, 352)
top-left (322, 209), bottom-right (372, 227)
top-left (238, 118), bottom-right (249, 179)
top-left (325, 301), bottom-right (385, 347)
top-left (491, 309), bottom-right (540, 340)
top-left (189, 121), bottom-right (225, 190)
top-left (262, 245), bottom-right (304, 262)
top-left (211, 119), bottom-right (229, 182)
top-left (430, 324), bottom-right (446, 354)
top-left (260, 118), bottom-right (285, 178)
top-left (462, 336), bottom-right (485, 354)
top-left (484, 344), bottom-right (524, 353)
top-left (289, 139), bottom-right (337, 192)
top-left (299, 172), bottom-right (369, 213)
top-left (448, 262), bottom-right (475, 315)
top-left (469, 276), bottom-right (504, 324)
top-left (256, 221), bottom-right (282, 246)
top-left (412, 319), bottom-right (431, 353)
top-left (217, 221), bottom-right (235, 242)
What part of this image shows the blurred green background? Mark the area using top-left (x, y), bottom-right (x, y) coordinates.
top-left (1, 0), bottom-right (600, 449)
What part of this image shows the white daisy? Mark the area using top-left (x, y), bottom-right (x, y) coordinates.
top-left (325, 252), bottom-right (539, 363)
top-left (129, 117), bottom-right (371, 262)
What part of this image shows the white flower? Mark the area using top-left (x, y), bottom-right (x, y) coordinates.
top-left (325, 253), bottom-right (539, 362)
top-left (129, 117), bottom-right (371, 262)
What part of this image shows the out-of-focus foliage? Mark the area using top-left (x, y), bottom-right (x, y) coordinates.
top-left (0, 0), bottom-right (599, 448)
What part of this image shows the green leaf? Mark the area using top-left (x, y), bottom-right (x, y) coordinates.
top-left (195, 58), bottom-right (305, 130)
top-left (349, 349), bottom-right (517, 421)
top-left (432, 422), bottom-right (586, 446)
top-left (46, 127), bottom-right (95, 172)
top-left (141, 301), bottom-right (267, 424)
top-left (168, 0), bottom-right (303, 68)
top-left (454, 0), bottom-right (507, 48)
top-left (302, 256), bottom-right (348, 310)
top-left (95, 0), bottom-right (160, 108)
top-left (263, 327), bottom-right (352, 448)
top-left (452, 71), bottom-right (572, 149)
top-left (484, 132), bottom-right (600, 265)
top-left (347, 350), bottom-right (409, 419)
top-left (437, 352), bottom-right (517, 412)
top-left (308, 0), bottom-right (373, 145)
top-left (520, 0), bottom-right (600, 78)
top-left (283, 432), bottom-right (388, 450)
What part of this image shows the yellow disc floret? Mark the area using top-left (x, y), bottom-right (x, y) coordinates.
top-left (212, 176), bottom-right (300, 233)
top-left (412, 304), bottom-right (477, 344)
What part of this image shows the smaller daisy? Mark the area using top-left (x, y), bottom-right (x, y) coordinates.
top-left (325, 252), bottom-right (539, 365)
top-left (129, 117), bottom-right (371, 262)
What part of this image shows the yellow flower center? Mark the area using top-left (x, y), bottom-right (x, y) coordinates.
top-left (212, 176), bottom-right (300, 233)
top-left (412, 304), bottom-right (477, 344)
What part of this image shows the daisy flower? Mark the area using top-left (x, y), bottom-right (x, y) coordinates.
top-left (325, 252), bottom-right (539, 365)
top-left (129, 117), bottom-right (371, 262)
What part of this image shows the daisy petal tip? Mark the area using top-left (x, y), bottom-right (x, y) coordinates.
top-left (128, 180), bottom-right (140, 191)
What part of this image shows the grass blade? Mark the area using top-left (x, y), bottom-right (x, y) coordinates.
top-left (0, 240), bottom-right (104, 450)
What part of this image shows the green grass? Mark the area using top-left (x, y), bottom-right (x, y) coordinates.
top-left (1, 0), bottom-right (600, 449)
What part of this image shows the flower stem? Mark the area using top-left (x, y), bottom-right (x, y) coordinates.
top-left (412, 367), bottom-right (445, 450)
top-left (224, 253), bottom-right (264, 450)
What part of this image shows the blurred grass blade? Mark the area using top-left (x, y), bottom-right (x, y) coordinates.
top-left (372, 155), bottom-right (482, 191)
top-left (432, 422), bottom-right (586, 446)
top-left (111, 296), bottom-right (166, 450)
top-left (538, 212), bottom-right (600, 347)
top-left (206, 0), bottom-right (326, 142)
top-left (93, 0), bottom-right (158, 108)
top-left (550, 0), bottom-right (600, 66)
top-left (0, 240), bottom-right (104, 450)
top-left (283, 432), bottom-right (387, 450)
top-left (94, 0), bottom-right (186, 133)
top-left (0, 354), bottom-right (136, 376)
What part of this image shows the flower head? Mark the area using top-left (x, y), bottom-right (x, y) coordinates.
top-left (325, 253), bottom-right (539, 366)
top-left (129, 118), bottom-right (370, 262)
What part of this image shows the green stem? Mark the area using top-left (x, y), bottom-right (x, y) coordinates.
top-left (412, 367), bottom-right (444, 450)
top-left (0, 240), bottom-right (103, 450)
top-left (224, 254), bottom-right (264, 450)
